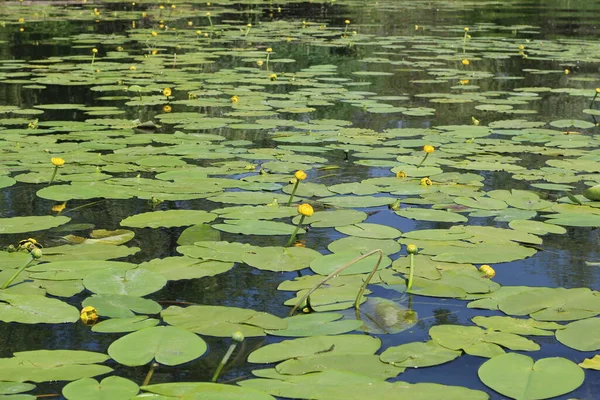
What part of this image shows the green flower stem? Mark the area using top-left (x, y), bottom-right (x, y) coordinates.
top-left (142, 362), bottom-right (158, 386)
top-left (416, 153), bottom-right (429, 168)
top-left (1, 255), bottom-right (35, 290)
top-left (286, 180), bottom-right (300, 206)
top-left (289, 249), bottom-right (383, 316)
top-left (48, 165), bottom-right (59, 185)
top-left (590, 92), bottom-right (598, 109)
top-left (266, 53), bottom-right (271, 71)
top-left (285, 215), bottom-right (305, 247)
top-left (407, 253), bottom-right (415, 291)
top-left (91, 53), bottom-right (96, 66)
top-left (211, 342), bottom-right (238, 382)
top-left (207, 15), bottom-right (214, 29)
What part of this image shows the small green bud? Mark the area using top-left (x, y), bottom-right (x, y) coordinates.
top-left (30, 248), bottom-right (43, 259)
top-left (232, 331), bottom-right (244, 343)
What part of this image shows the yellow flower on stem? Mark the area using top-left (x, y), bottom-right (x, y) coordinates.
top-left (2, 241), bottom-right (41, 289)
top-left (80, 306), bottom-right (98, 325)
top-left (406, 244), bottom-right (418, 290)
top-left (266, 48), bottom-right (272, 70)
top-left (91, 48), bottom-right (98, 66)
top-left (151, 30), bottom-right (158, 37)
top-left (230, 95), bottom-right (239, 103)
top-left (462, 59), bottom-right (470, 66)
top-left (163, 87), bottom-right (172, 97)
top-left (49, 157), bottom-right (65, 185)
top-left (285, 204), bottom-right (313, 247)
top-left (420, 177), bottom-right (433, 186)
top-left (395, 171), bottom-right (407, 178)
top-left (417, 145), bottom-right (434, 168)
top-left (287, 170), bottom-right (306, 205)
top-left (269, 73), bottom-right (277, 81)
top-left (479, 264), bottom-right (496, 279)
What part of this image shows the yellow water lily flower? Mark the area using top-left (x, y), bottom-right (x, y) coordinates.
top-left (51, 202), bottom-right (67, 213)
top-left (479, 264), bottom-right (496, 278)
top-left (395, 171), bottom-right (407, 178)
top-left (423, 145), bottom-right (434, 154)
top-left (406, 244), bottom-right (418, 254)
top-left (51, 157), bottom-right (65, 167)
top-left (256, 60), bottom-right (264, 67)
top-left (151, 31), bottom-right (158, 37)
top-left (294, 170), bottom-right (307, 181)
top-left (269, 73), bottom-right (277, 81)
top-left (162, 105), bottom-right (172, 113)
top-left (266, 47), bottom-right (272, 53)
top-left (163, 87), bottom-right (172, 97)
top-left (462, 59), bottom-right (470, 66)
top-left (297, 203), bottom-right (314, 217)
top-left (230, 95), bottom-right (239, 103)
top-left (344, 19), bottom-right (350, 24)
top-left (80, 306), bottom-right (98, 325)
top-left (420, 177), bottom-right (433, 186)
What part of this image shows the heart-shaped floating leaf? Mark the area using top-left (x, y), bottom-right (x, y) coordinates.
top-left (380, 340), bottom-right (461, 367)
top-left (243, 246), bottom-right (322, 272)
top-left (248, 335), bottom-right (381, 364)
top-left (139, 256), bottom-right (234, 281)
top-left (0, 215), bottom-right (71, 234)
top-left (335, 223), bottom-right (402, 239)
top-left (108, 326), bottom-right (207, 366)
top-left (555, 317), bottom-right (600, 351)
top-left (395, 208), bottom-right (468, 223)
top-left (265, 313), bottom-right (362, 337)
top-left (0, 350), bottom-right (111, 382)
top-left (0, 381), bottom-right (35, 395)
top-left (162, 305), bottom-right (286, 337)
top-left (141, 382), bottom-right (275, 400)
top-left (213, 220), bottom-right (304, 235)
top-left (478, 353), bottom-right (584, 400)
top-left (84, 268), bottom-right (167, 297)
top-left (292, 209), bottom-right (367, 228)
top-left (92, 316), bottom-right (160, 333)
top-left (82, 294), bottom-right (162, 318)
top-left (0, 293), bottom-right (79, 324)
top-left (63, 376), bottom-right (139, 400)
top-left (430, 325), bottom-right (540, 358)
top-left (472, 316), bottom-right (564, 336)
top-left (120, 210), bottom-right (216, 228)
top-left (310, 252), bottom-right (390, 276)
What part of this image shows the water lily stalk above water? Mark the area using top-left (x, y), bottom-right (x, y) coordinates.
top-left (285, 203), bottom-right (313, 247)
top-left (286, 170), bottom-right (306, 206)
top-left (343, 19), bottom-right (350, 36)
top-left (49, 157), bottom-right (65, 185)
top-left (206, 12), bottom-right (213, 29)
top-left (406, 244), bottom-right (418, 290)
top-left (2, 242), bottom-right (42, 290)
top-left (590, 87), bottom-right (600, 108)
top-left (266, 47), bottom-right (272, 70)
top-left (244, 23), bottom-right (252, 36)
top-left (416, 145), bottom-right (434, 168)
top-left (211, 331), bottom-right (244, 382)
top-left (91, 48), bottom-right (98, 66)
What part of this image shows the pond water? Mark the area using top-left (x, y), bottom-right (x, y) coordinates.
top-left (0, 0), bottom-right (599, 399)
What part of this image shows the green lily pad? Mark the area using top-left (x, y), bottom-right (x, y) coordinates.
top-left (430, 325), bottom-right (540, 358)
top-left (141, 382), bottom-right (275, 400)
top-left (120, 210), bottom-right (216, 228)
top-left (291, 209), bottom-right (367, 228)
top-left (0, 350), bottom-right (111, 383)
top-left (472, 316), bottom-right (564, 336)
top-left (335, 223), bottom-right (401, 239)
top-left (266, 313), bottom-right (362, 337)
top-left (83, 268), bottom-right (167, 297)
top-left (242, 246), bottom-right (322, 272)
top-left (108, 326), bottom-right (207, 367)
top-left (555, 317), bottom-right (600, 351)
top-left (0, 216), bottom-right (71, 234)
top-left (91, 316), bottom-right (160, 333)
top-left (248, 335), bottom-right (381, 364)
top-left (63, 376), bottom-right (139, 400)
top-left (380, 340), bottom-right (461, 367)
top-left (213, 220), bottom-right (304, 235)
top-left (82, 294), bottom-right (162, 318)
top-left (310, 251), bottom-right (390, 276)
top-left (395, 208), bottom-right (468, 223)
top-left (139, 257), bottom-right (234, 281)
top-left (162, 305), bottom-right (286, 337)
top-left (0, 293), bottom-right (79, 324)
top-left (478, 353), bottom-right (584, 400)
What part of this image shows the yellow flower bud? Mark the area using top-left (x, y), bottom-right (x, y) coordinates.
top-left (420, 177), bottom-right (432, 186)
top-left (163, 87), bottom-right (172, 97)
top-left (395, 171), bottom-right (407, 178)
top-left (480, 264), bottom-right (496, 279)
top-left (423, 145), bottom-right (434, 153)
top-left (462, 59), bottom-right (470, 66)
top-left (294, 170), bottom-right (307, 180)
top-left (232, 331), bottom-right (244, 342)
top-left (80, 306), bottom-right (98, 325)
top-left (230, 95), bottom-right (239, 103)
top-left (344, 19), bottom-right (350, 24)
top-left (406, 244), bottom-right (418, 254)
top-left (92, 48), bottom-right (98, 53)
top-left (297, 203), bottom-right (314, 217)
top-left (266, 47), bottom-right (272, 53)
